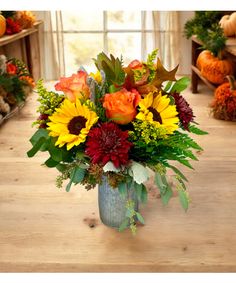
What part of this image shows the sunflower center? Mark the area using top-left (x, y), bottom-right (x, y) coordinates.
top-left (68, 116), bottom-right (87, 135)
top-left (148, 107), bottom-right (162, 124)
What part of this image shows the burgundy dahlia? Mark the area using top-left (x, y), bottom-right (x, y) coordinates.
top-left (85, 122), bottom-right (132, 168)
top-left (171, 92), bottom-right (195, 130)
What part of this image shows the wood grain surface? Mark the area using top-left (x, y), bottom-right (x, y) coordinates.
top-left (0, 83), bottom-right (236, 272)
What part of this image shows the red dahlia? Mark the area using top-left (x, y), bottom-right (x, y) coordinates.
top-left (85, 122), bottom-right (132, 168)
top-left (171, 92), bottom-right (195, 130)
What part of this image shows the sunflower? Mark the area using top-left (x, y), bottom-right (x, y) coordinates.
top-left (136, 92), bottom-right (179, 134)
top-left (47, 98), bottom-right (98, 150)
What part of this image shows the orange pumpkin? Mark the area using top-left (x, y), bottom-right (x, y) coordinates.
top-left (0, 15), bottom-right (6, 37)
top-left (219, 12), bottom-right (236, 37)
top-left (196, 50), bottom-right (216, 70)
top-left (212, 75), bottom-right (236, 121)
top-left (197, 50), bottom-right (234, 85)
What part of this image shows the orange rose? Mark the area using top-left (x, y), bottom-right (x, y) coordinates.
top-left (6, 63), bottom-right (17, 75)
top-left (103, 88), bottom-right (141, 125)
top-left (54, 71), bottom-right (90, 102)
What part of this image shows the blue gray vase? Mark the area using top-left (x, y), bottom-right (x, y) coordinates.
top-left (98, 175), bottom-right (139, 229)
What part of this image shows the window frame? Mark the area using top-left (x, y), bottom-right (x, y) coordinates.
top-left (60, 11), bottom-right (154, 60)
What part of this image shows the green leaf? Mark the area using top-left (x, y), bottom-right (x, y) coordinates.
top-left (134, 182), bottom-right (143, 202)
top-left (167, 165), bottom-right (188, 182)
top-left (161, 185), bottom-right (173, 205)
top-left (66, 179), bottom-right (73, 192)
top-left (118, 218), bottom-right (130, 232)
top-left (177, 159), bottom-right (194, 169)
top-left (177, 177), bottom-right (187, 191)
top-left (188, 124), bottom-right (208, 135)
top-left (48, 143), bottom-right (63, 162)
top-left (136, 212), bottom-right (145, 224)
top-left (118, 182), bottom-right (128, 199)
top-left (103, 161), bottom-right (120, 173)
top-left (71, 167), bottom-right (86, 184)
top-left (44, 157), bottom-right (59, 168)
top-left (163, 81), bottom-right (173, 92)
top-left (56, 163), bottom-right (67, 173)
top-left (27, 137), bottom-right (46, 158)
top-left (155, 172), bottom-right (173, 205)
top-left (178, 189), bottom-right (189, 211)
top-left (29, 128), bottom-right (48, 146)
top-left (66, 166), bottom-right (85, 192)
top-left (134, 182), bottom-right (147, 203)
top-left (129, 161), bottom-right (149, 185)
top-left (170, 76), bottom-right (190, 93)
top-left (141, 185), bottom-right (148, 203)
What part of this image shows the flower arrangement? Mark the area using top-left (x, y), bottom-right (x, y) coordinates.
top-left (212, 75), bottom-right (236, 121)
top-left (27, 50), bottom-right (207, 233)
top-left (0, 55), bottom-right (35, 123)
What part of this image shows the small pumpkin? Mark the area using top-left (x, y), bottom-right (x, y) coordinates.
top-left (0, 14), bottom-right (6, 37)
top-left (197, 50), bottom-right (234, 85)
top-left (219, 12), bottom-right (236, 37)
top-left (212, 75), bottom-right (236, 121)
top-left (196, 50), bottom-right (216, 70)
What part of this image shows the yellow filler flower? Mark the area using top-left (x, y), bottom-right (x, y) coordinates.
top-left (136, 92), bottom-right (179, 134)
top-left (47, 98), bottom-right (98, 150)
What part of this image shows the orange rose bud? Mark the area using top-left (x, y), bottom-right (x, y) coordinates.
top-left (103, 88), bottom-right (141, 125)
top-left (54, 71), bottom-right (90, 102)
top-left (128, 59), bottom-right (143, 69)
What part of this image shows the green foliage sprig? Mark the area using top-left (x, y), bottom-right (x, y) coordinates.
top-left (184, 11), bottom-right (227, 57)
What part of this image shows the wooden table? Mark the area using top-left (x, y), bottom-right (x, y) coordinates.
top-left (191, 35), bottom-right (236, 93)
top-left (0, 84), bottom-right (236, 272)
top-left (0, 21), bottom-right (43, 81)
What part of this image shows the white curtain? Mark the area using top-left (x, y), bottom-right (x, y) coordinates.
top-left (34, 11), bottom-right (65, 80)
top-left (34, 11), bottom-right (180, 79)
top-left (143, 11), bottom-right (180, 71)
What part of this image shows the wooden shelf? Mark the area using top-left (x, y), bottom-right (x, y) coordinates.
top-left (0, 21), bottom-right (43, 47)
top-left (0, 20), bottom-right (43, 81)
top-left (191, 65), bottom-right (216, 91)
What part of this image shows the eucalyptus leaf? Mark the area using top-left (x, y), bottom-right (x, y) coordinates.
top-left (136, 212), bottom-right (145, 224)
top-left (66, 179), bottom-right (73, 192)
top-left (155, 172), bottom-right (173, 205)
top-left (118, 218), bottom-right (130, 232)
top-left (178, 189), bottom-right (189, 211)
top-left (118, 182), bottom-right (128, 199)
top-left (71, 167), bottom-right (86, 184)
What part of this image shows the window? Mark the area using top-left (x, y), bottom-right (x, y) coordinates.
top-left (60, 11), bottom-right (155, 75)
